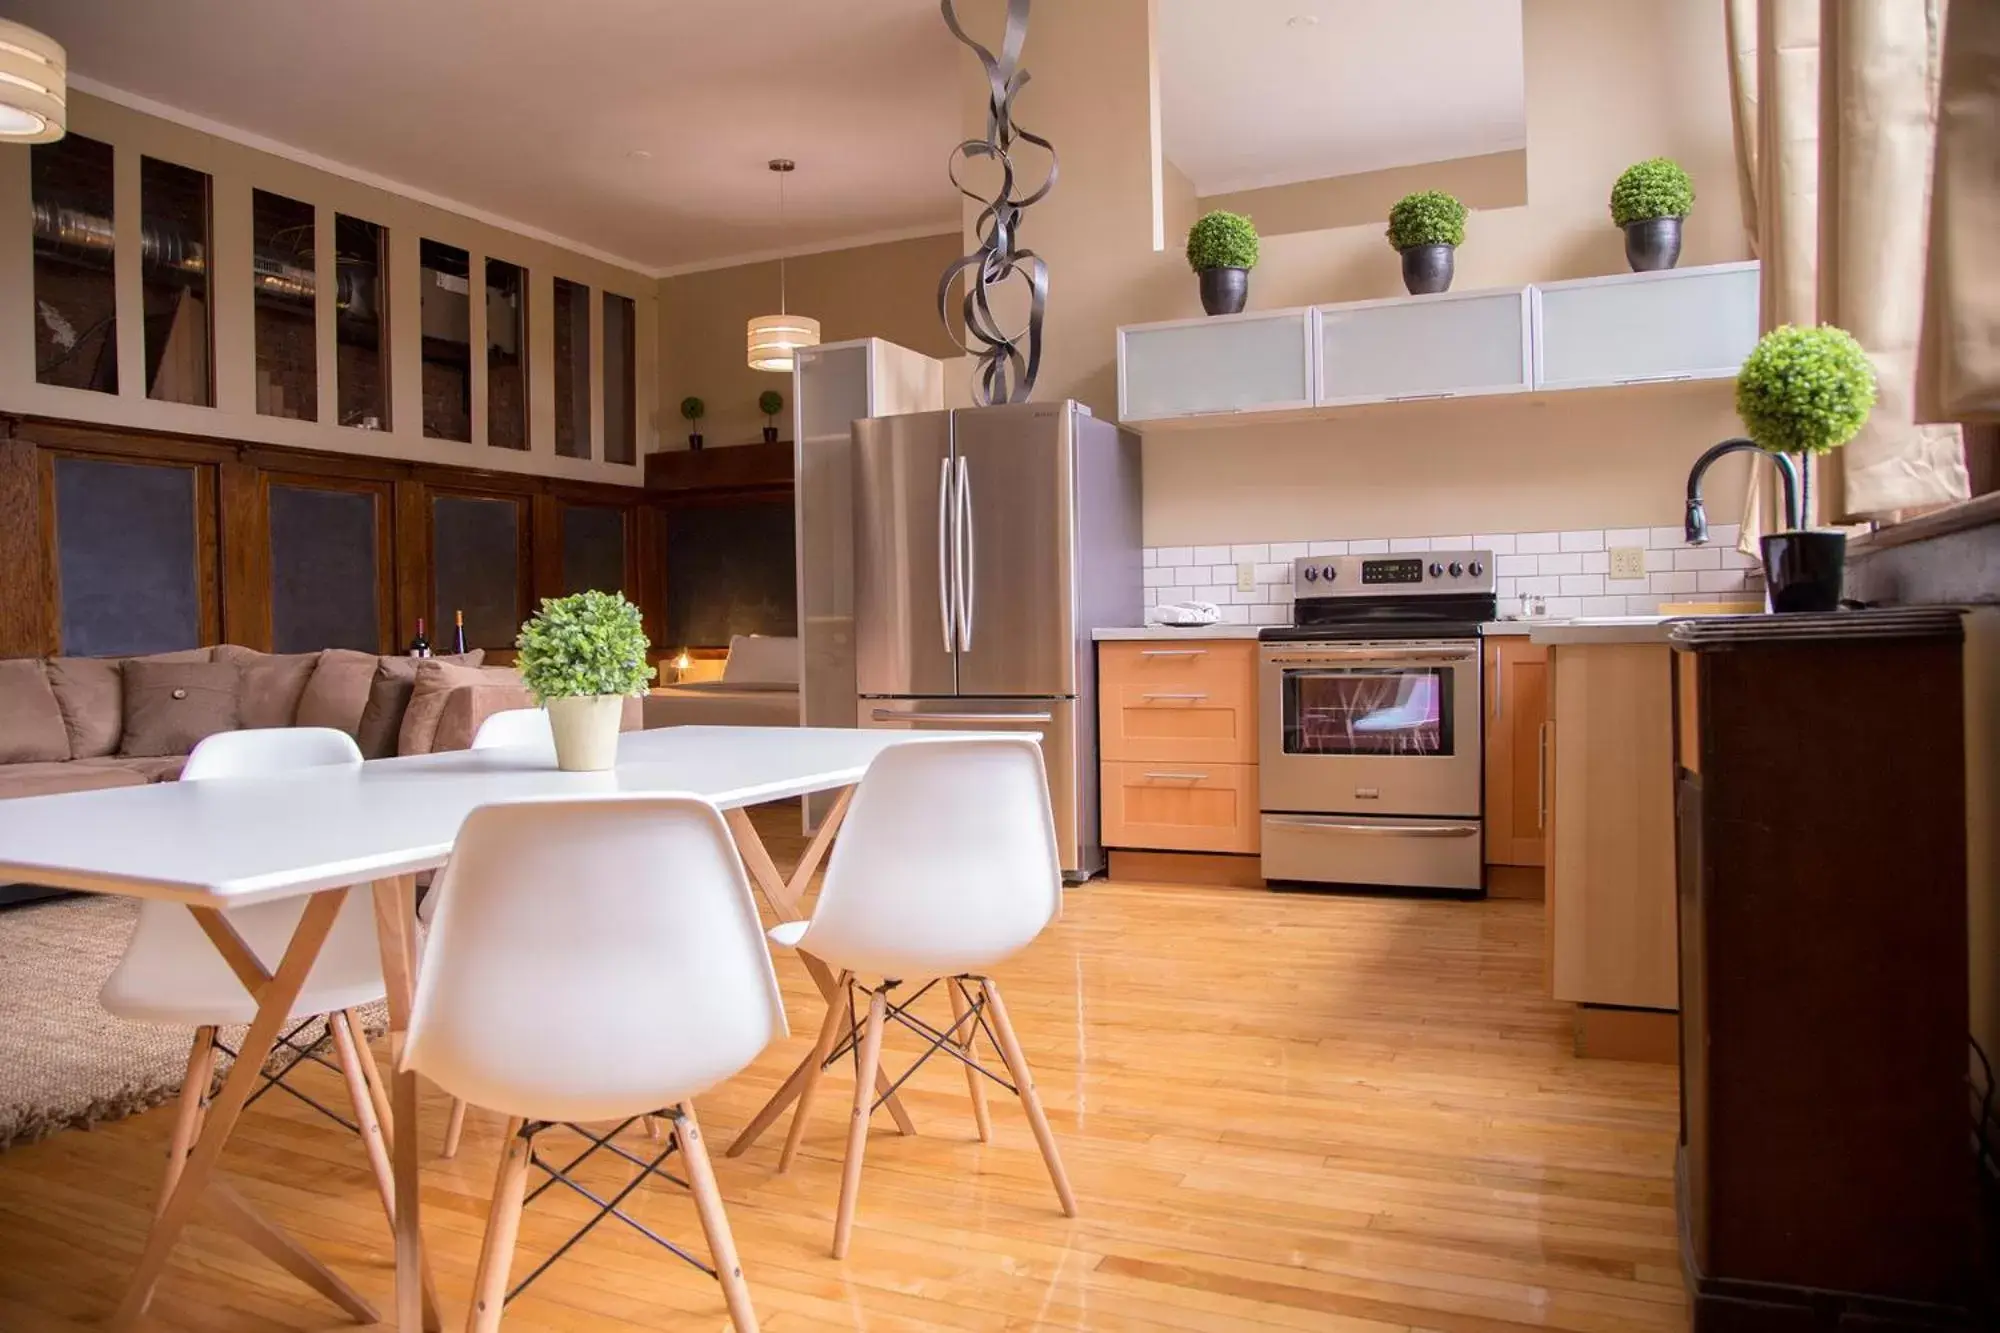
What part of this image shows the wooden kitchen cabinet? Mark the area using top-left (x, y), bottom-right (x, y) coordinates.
top-left (1098, 639), bottom-right (1258, 855)
top-left (1482, 638), bottom-right (1547, 867)
top-left (1543, 641), bottom-right (1677, 1011)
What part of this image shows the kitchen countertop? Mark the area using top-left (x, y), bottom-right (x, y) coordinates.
top-left (1528, 616), bottom-right (1676, 645)
top-left (1092, 625), bottom-right (1266, 641)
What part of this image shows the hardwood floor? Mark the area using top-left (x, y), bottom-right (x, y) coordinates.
top-left (0, 806), bottom-right (1685, 1331)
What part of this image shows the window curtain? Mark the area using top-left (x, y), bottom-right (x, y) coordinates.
top-left (1917, 0), bottom-right (2000, 426)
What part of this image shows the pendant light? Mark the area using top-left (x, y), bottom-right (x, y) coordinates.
top-left (0, 19), bottom-right (65, 143)
top-left (746, 159), bottom-right (820, 372)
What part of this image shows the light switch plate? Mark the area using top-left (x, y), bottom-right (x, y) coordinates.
top-left (1609, 546), bottom-right (1647, 580)
top-left (1236, 562), bottom-right (1256, 593)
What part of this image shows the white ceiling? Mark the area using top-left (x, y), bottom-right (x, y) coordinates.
top-left (1159, 0), bottom-right (1526, 196)
top-left (7, 0), bottom-right (967, 274)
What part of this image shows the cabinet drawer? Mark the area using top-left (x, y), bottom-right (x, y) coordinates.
top-left (1101, 761), bottom-right (1259, 854)
top-left (1098, 639), bottom-right (1257, 763)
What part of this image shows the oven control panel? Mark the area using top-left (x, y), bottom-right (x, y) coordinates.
top-left (1292, 550), bottom-right (1495, 597)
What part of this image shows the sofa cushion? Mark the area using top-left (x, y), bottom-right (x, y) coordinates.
top-left (0, 659), bottom-right (72, 764)
top-left (355, 659), bottom-right (420, 759)
top-left (721, 634), bottom-right (799, 686)
top-left (0, 759), bottom-right (152, 800)
top-left (298, 649), bottom-right (483, 739)
top-left (119, 660), bottom-right (241, 758)
top-left (428, 677), bottom-right (537, 755)
top-left (214, 646), bottom-right (323, 729)
top-left (44, 657), bottom-right (124, 758)
top-left (95, 755), bottom-right (188, 783)
top-left (399, 662), bottom-right (521, 756)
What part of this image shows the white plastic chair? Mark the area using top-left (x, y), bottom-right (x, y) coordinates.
top-left (98, 728), bottom-right (398, 1224)
top-left (471, 707), bottom-right (555, 756)
top-left (405, 795), bottom-right (785, 1332)
top-left (769, 737), bottom-right (1077, 1258)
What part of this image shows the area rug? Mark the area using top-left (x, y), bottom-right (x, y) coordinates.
top-left (0, 895), bottom-right (384, 1151)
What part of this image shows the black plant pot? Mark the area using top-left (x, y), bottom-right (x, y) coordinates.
top-left (1759, 530), bottom-right (1847, 613)
top-left (1624, 216), bottom-right (1683, 272)
top-left (763, 426), bottom-right (779, 444)
top-left (1400, 244), bottom-right (1455, 295)
top-left (687, 432), bottom-right (704, 451)
top-left (1198, 266), bottom-right (1249, 316)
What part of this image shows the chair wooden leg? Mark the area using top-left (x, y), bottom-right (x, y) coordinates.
top-left (158, 1027), bottom-right (216, 1218)
top-left (345, 1008), bottom-right (395, 1153)
top-left (832, 987), bottom-right (888, 1259)
top-left (465, 1120), bottom-right (531, 1333)
top-left (980, 978), bottom-right (1078, 1218)
top-left (643, 1114), bottom-right (662, 1141)
top-left (948, 981), bottom-right (992, 1144)
top-left (442, 1098), bottom-right (469, 1159)
top-left (781, 972), bottom-right (851, 1172)
top-left (329, 1011), bottom-right (398, 1229)
top-left (676, 1103), bottom-right (760, 1333)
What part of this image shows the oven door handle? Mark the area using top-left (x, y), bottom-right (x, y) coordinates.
top-left (1266, 649), bottom-right (1475, 666)
top-left (1263, 817), bottom-right (1479, 838)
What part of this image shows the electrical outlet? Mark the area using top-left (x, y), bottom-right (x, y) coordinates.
top-left (1236, 561), bottom-right (1257, 593)
top-left (1609, 546), bottom-right (1647, 580)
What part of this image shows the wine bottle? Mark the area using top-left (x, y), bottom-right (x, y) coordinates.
top-left (407, 618), bottom-right (432, 658)
top-left (453, 609), bottom-right (467, 655)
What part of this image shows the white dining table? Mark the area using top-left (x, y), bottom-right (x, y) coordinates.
top-left (0, 724), bottom-right (993, 1331)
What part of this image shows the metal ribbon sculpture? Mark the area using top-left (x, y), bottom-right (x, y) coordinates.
top-left (939, 0), bottom-right (1057, 405)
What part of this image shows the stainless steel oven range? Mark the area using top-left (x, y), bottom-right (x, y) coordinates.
top-left (1259, 551), bottom-right (1495, 894)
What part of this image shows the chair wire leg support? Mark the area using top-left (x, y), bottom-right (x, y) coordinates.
top-left (820, 976), bottom-right (1020, 1112)
top-left (214, 1015), bottom-right (360, 1132)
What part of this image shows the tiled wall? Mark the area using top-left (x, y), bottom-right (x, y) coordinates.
top-left (1143, 525), bottom-right (1758, 624)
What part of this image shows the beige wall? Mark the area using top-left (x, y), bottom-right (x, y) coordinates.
top-left (657, 233), bottom-right (962, 449)
top-left (0, 92), bottom-right (659, 486)
top-left (959, 0), bottom-right (1754, 544)
top-left (1200, 150), bottom-right (1528, 240)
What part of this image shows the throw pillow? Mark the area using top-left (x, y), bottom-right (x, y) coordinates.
top-left (298, 648), bottom-right (484, 737)
top-left (44, 657), bottom-right (125, 758)
top-left (398, 662), bottom-right (521, 756)
top-left (120, 660), bottom-right (242, 758)
top-left (0, 658), bottom-right (72, 764)
top-left (214, 646), bottom-right (323, 729)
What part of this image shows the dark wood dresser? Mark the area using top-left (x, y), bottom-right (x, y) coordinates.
top-left (1670, 609), bottom-right (1980, 1331)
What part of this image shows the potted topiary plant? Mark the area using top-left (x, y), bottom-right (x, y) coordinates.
top-left (1735, 324), bottom-right (1878, 612)
top-left (1185, 210), bottom-right (1259, 316)
top-left (680, 396), bottom-right (706, 451)
top-left (1610, 157), bottom-right (1695, 272)
top-left (515, 590), bottom-right (657, 771)
top-left (759, 388), bottom-right (785, 444)
top-left (1386, 190), bottom-right (1467, 295)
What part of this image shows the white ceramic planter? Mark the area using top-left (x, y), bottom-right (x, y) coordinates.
top-left (545, 695), bottom-right (624, 772)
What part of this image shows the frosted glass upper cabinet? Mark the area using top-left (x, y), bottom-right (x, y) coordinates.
top-left (1118, 309), bottom-right (1315, 423)
top-left (1531, 261), bottom-right (1760, 391)
top-left (1315, 288), bottom-right (1531, 407)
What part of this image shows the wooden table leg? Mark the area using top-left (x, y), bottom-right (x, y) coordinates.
top-left (113, 891), bottom-right (362, 1328)
top-left (723, 794), bottom-right (917, 1156)
top-left (371, 874), bottom-right (442, 1333)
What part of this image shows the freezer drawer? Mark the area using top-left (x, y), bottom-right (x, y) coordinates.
top-left (859, 696), bottom-right (1093, 878)
top-left (1259, 813), bottom-right (1483, 892)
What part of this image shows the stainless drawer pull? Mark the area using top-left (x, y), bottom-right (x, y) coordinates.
top-left (1141, 692), bottom-right (1209, 701)
top-left (1141, 771), bottom-right (1210, 781)
top-left (1265, 817), bottom-right (1477, 838)
top-left (870, 709), bottom-right (1054, 725)
top-left (1139, 648), bottom-right (1209, 657)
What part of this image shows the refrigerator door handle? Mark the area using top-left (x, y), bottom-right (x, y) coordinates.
top-left (936, 455), bottom-right (954, 655)
top-left (956, 454), bottom-right (975, 651)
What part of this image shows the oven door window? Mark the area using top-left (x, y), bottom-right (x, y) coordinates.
top-left (1281, 667), bottom-right (1454, 757)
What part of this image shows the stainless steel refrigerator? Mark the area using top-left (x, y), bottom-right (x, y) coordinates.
top-left (853, 400), bottom-right (1142, 878)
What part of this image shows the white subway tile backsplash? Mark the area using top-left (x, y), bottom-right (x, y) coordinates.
top-left (1516, 531), bottom-right (1560, 554)
top-left (1624, 595), bottom-right (1663, 615)
top-left (1580, 550), bottom-right (1610, 574)
top-left (1142, 548), bottom-right (1157, 568)
top-left (1673, 547), bottom-right (1722, 571)
top-left (1143, 566), bottom-right (1173, 587)
top-left (1538, 552), bottom-right (1584, 576)
top-left (1497, 554), bottom-right (1539, 577)
top-left (1473, 533), bottom-right (1517, 556)
top-left (1518, 574), bottom-right (1562, 595)
top-left (1718, 546), bottom-right (1754, 570)
top-left (1560, 529), bottom-right (1605, 552)
top-left (1250, 603), bottom-right (1290, 625)
top-left (1390, 537), bottom-right (1431, 553)
top-left (1208, 564), bottom-right (1237, 583)
top-left (1697, 569), bottom-right (1751, 593)
top-left (1560, 573), bottom-right (1605, 596)
top-left (1157, 546), bottom-right (1192, 567)
top-left (1347, 538), bottom-right (1389, 554)
top-left (1271, 541), bottom-right (1310, 560)
top-left (1709, 523), bottom-right (1742, 547)
top-left (1193, 545), bottom-right (1231, 565)
top-left (1645, 547), bottom-right (1677, 573)
top-left (1230, 585), bottom-right (1261, 604)
top-left (1494, 576), bottom-right (1518, 601)
top-left (1143, 587), bottom-right (1160, 606)
top-left (1546, 597), bottom-right (1584, 618)
top-left (1580, 595), bottom-right (1628, 616)
top-left (1231, 543), bottom-right (1269, 563)
top-left (1428, 535), bottom-right (1474, 550)
top-left (1649, 527), bottom-right (1685, 549)
top-left (1174, 566), bottom-right (1209, 587)
top-left (1218, 604), bottom-right (1250, 624)
top-left (1307, 540), bottom-right (1348, 556)
top-left (1197, 584), bottom-right (1233, 603)
top-left (1606, 569), bottom-right (1649, 588)
top-left (1605, 527), bottom-right (1649, 549)
top-left (1254, 562), bottom-right (1290, 584)
top-left (1651, 571), bottom-right (1698, 594)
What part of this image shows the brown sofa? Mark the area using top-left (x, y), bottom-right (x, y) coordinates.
top-left (0, 646), bottom-right (557, 802)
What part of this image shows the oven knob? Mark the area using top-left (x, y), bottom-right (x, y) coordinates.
top-left (1428, 561), bottom-right (1444, 578)
top-left (1468, 560), bottom-right (1484, 577)
top-left (1321, 565), bottom-right (1337, 582)
top-left (1300, 565), bottom-right (1317, 582)
top-left (1448, 561), bottom-right (1464, 577)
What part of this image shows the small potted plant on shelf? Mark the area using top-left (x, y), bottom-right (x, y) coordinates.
top-left (1735, 324), bottom-right (1877, 612)
top-left (759, 389), bottom-right (785, 444)
top-left (680, 396), bottom-right (706, 451)
top-left (515, 590), bottom-right (657, 772)
top-left (1386, 190), bottom-right (1467, 295)
top-left (1610, 157), bottom-right (1695, 272)
top-left (1185, 210), bottom-right (1259, 316)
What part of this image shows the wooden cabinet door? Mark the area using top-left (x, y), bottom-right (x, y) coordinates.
top-left (1101, 761), bottom-right (1259, 854)
top-left (1483, 638), bottom-right (1548, 866)
top-left (1098, 640), bottom-right (1258, 765)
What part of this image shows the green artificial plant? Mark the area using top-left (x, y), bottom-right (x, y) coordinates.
top-left (1734, 323), bottom-right (1877, 526)
top-left (759, 389), bottom-right (784, 420)
top-left (1609, 158), bottom-right (1695, 227)
top-left (1386, 190), bottom-right (1467, 251)
top-left (1185, 210), bottom-right (1260, 272)
top-left (679, 396), bottom-right (705, 423)
top-left (515, 591), bottom-right (657, 702)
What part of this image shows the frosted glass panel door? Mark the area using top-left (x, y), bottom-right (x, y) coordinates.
top-left (1532, 262), bottom-right (1759, 390)
top-left (1317, 289), bottom-right (1530, 405)
top-left (1119, 312), bottom-right (1313, 421)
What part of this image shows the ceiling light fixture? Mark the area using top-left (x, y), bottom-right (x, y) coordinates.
top-left (747, 159), bottom-right (820, 373)
top-left (0, 19), bottom-right (65, 143)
